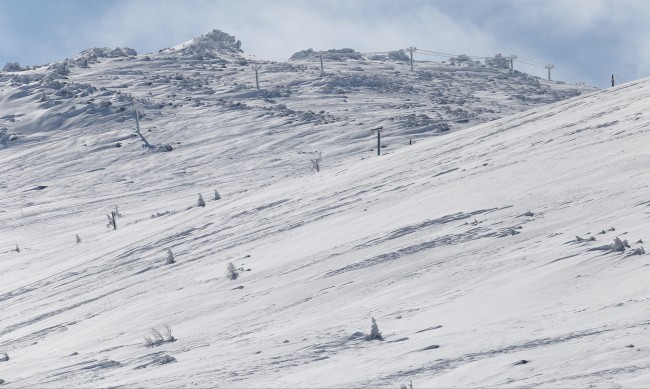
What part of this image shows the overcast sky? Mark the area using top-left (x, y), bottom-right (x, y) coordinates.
top-left (1, 0), bottom-right (649, 88)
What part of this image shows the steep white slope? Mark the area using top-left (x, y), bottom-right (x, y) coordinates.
top-left (2, 31), bottom-right (649, 387)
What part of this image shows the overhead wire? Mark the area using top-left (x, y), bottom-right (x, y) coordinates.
top-left (413, 48), bottom-right (553, 70)
top-left (317, 46), bottom-right (552, 72)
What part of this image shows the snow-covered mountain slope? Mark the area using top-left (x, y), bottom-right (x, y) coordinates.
top-left (3, 30), bottom-right (649, 387)
top-left (0, 30), bottom-right (593, 162)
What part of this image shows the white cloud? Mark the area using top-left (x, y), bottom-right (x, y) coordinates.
top-left (507, 0), bottom-right (650, 38)
top-left (77, 0), bottom-right (504, 64)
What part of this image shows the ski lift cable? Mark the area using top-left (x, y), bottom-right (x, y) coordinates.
top-left (415, 48), bottom-right (488, 60)
top-left (417, 49), bottom-right (468, 57)
top-left (415, 51), bottom-right (454, 58)
top-left (358, 51), bottom-right (392, 55)
top-left (514, 57), bottom-right (547, 67)
top-left (514, 59), bottom-right (546, 68)
top-left (555, 68), bottom-right (578, 80)
top-left (417, 47), bottom-right (550, 69)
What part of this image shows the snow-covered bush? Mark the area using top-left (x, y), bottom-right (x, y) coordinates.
top-left (197, 194), bottom-right (206, 207)
top-left (448, 54), bottom-right (474, 66)
top-left (166, 249), bottom-right (175, 264)
top-left (365, 317), bottom-right (383, 340)
top-left (47, 62), bottom-right (70, 77)
top-left (152, 354), bottom-right (176, 365)
top-left (485, 54), bottom-right (510, 69)
top-left (290, 48), bottom-right (362, 62)
top-left (67, 47), bottom-right (137, 68)
top-left (612, 237), bottom-right (629, 252)
top-left (135, 354), bottom-right (176, 369)
top-left (324, 48), bottom-right (362, 61)
top-left (588, 236), bottom-right (632, 252)
top-left (388, 50), bottom-right (410, 62)
top-left (226, 262), bottom-right (239, 280)
top-left (78, 47), bottom-right (137, 59)
top-left (630, 247), bottom-right (645, 256)
top-left (3, 62), bottom-right (22, 72)
top-left (0, 353), bottom-right (8, 362)
top-left (0, 127), bottom-right (18, 145)
top-left (289, 48), bottom-right (316, 61)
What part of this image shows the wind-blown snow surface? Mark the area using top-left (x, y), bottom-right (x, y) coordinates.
top-left (2, 31), bottom-right (649, 387)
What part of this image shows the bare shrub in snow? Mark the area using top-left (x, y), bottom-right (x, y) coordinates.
top-left (162, 323), bottom-right (176, 342)
top-left (197, 193), bottom-right (206, 207)
top-left (400, 381), bottom-right (413, 389)
top-left (365, 317), bottom-right (383, 341)
top-left (13, 245), bottom-right (19, 253)
top-left (166, 249), bottom-right (175, 264)
top-left (143, 336), bottom-right (155, 348)
top-left (151, 210), bottom-right (174, 218)
top-left (76, 234), bottom-right (81, 244)
top-left (311, 151), bottom-right (322, 173)
top-left (214, 190), bottom-right (221, 200)
top-left (226, 262), bottom-right (239, 280)
top-left (106, 212), bottom-right (117, 230)
top-left (144, 324), bottom-right (176, 348)
top-left (151, 327), bottom-right (164, 343)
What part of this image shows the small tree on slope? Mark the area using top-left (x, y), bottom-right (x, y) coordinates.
top-left (226, 262), bottom-right (239, 280)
